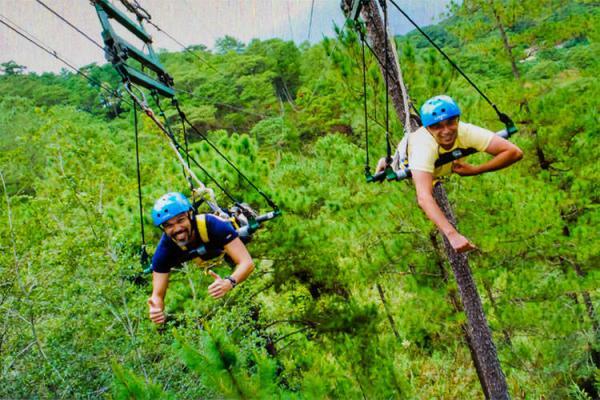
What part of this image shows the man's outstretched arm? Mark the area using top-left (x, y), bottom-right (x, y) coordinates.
top-left (148, 272), bottom-right (169, 324)
top-left (452, 136), bottom-right (523, 176)
top-left (208, 238), bottom-right (255, 299)
top-left (412, 170), bottom-right (476, 253)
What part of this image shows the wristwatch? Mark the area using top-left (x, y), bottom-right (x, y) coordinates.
top-left (225, 276), bottom-right (237, 288)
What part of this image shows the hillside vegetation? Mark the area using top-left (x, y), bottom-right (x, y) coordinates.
top-left (0, 1), bottom-right (598, 398)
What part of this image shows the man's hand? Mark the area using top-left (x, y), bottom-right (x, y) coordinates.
top-left (446, 231), bottom-right (477, 253)
top-left (375, 157), bottom-right (387, 173)
top-left (208, 270), bottom-right (233, 299)
top-left (452, 160), bottom-right (480, 176)
top-left (148, 296), bottom-right (165, 324)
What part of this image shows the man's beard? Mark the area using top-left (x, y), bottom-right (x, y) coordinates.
top-left (172, 227), bottom-right (192, 247)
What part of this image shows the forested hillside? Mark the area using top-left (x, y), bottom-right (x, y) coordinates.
top-left (0, 1), bottom-right (598, 398)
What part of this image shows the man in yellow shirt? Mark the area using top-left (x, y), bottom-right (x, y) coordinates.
top-left (390, 95), bottom-right (523, 253)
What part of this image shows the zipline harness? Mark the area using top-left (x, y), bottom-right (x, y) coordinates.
top-left (349, 0), bottom-right (519, 183)
top-left (91, 0), bottom-right (281, 271)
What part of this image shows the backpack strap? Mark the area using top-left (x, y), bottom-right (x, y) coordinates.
top-left (229, 216), bottom-right (240, 230)
top-left (434, 147), bottom-right (477, 168)
top-left (196, 214), bottom-right (210, 243)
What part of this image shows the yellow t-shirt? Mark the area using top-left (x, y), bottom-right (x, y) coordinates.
top-left (407, 122), bottom-right (494, 178)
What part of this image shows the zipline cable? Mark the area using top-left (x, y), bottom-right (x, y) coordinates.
top-left (35, 0), bottom-right (105, 52)
top-left (146, 19), bottom-right (221, 75)
top-left (307, 0), bottom-right (315, 41)
top-left (387, 0), bottom-right (512, 122)
top-left (133, 102), bottom-right (149, 268)
top-left (0, 15), bottom-right (130, 107)
top-left (15, 3), bottom-right (279, 212)
top-left (174, 103), bottom-right (279, 210)
top-left (382, 0), bottom-right (392, 163)
top-left (151, 91), bottom-right (191, 187)
top-left (1, 13), bottom-right (57, 58)
top-left (124, 84), bottom-right (235, 212)
top-left (32, 1), bottom-right (269, 122)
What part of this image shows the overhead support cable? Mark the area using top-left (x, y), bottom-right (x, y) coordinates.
top-left (350, 0), bottom-right (518, 184)
top-left (387, 0), bottom-right (515, 127)
top-left (0, 15), bottom-right (130, 107)
top-left (132, 102), bottom-right (150, 270)
top-left (307, 0), bottom-right (315, 41)
top-left (173, 104), bottom-right (279, 211)
top-left (35, 0), bottom-right (105, 52)
top-left (124, 84), bottom-right (231, 212)
top-left (381, 0), bottom-right (392, 164)
top-left (32, 1), bottom-right (268, 121)
top-left (142, 19), bottom-right (221, 74)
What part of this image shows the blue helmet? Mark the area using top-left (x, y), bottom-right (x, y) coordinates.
top-left (420, 95), bottom-right (461, 127)
top-left (151, 192), bottom-right (192, 226)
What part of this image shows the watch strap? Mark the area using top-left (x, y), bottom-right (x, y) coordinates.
top-left (225, 276), bottom-right (237, 288)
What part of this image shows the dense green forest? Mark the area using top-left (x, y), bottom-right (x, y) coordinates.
top-left (1, 1), bottom-right (598, 398)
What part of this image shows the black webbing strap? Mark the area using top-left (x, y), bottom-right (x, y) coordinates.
top-left (381, 0), bottom-right (392, 163)
top-left (361, 35), bottom-right (385, 69)
top-left (133, 101), bottom-right (149, 267)
top-left (168, 131), bottom-right (241, 206)
top-left (173, 98), bottom-right (194, 193)
top-left (152, 92), bottom-right (190, 185)
top-left (387, 0), bottom-right (510, 123)
top-left (126, 82), bottom-right (239, 208)
top-left (434, 147), bottom-right (477, 168)
top-left (174, 102), bottom-right (279, 211)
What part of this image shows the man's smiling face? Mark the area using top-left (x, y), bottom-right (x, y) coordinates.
top-left (426, 116), bottom-right (460, 150)
top-left (162, 212), bottom-right (194, 247)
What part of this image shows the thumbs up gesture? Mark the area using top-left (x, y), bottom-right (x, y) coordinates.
top-left (208, 270), bottom-right (234, 299)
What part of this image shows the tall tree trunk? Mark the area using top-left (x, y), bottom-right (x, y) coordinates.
top-left (342, 2), bottom-right (510, 397)
top-left (430, 231), bottom-right (491, 399)
top-left (341, 0), bottom-right (419, 132)
top-left (433, 183), bottom-right (509, 399)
